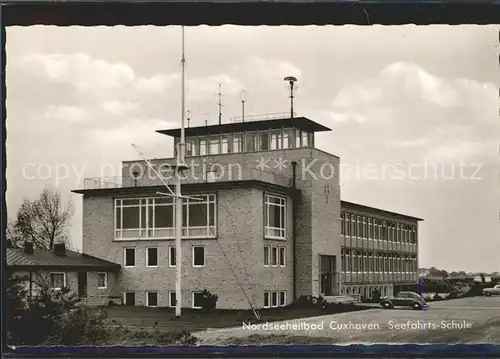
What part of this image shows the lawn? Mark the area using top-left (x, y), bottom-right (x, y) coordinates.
top-left (100, 304), bottom-right (368, 334)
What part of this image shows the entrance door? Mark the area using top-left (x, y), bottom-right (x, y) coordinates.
top-left (320, 255), bottom-right (337, 296)
top-left (78, 272), bottom-right (87, 298)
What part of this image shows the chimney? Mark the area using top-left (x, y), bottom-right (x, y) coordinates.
top-left (53, 242), bottom-right (66, 256)
top-left (24, 241), bottom-right (34, 254)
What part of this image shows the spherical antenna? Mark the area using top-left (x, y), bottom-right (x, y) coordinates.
top-left (284, 76), bottom-right (298, 118)
top-left (238, 90), bottom-right (249, 102)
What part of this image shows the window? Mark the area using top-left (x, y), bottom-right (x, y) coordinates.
top-left (271, 246), bottom-right (278, 266)
top-left (271, 291), bottom-right (278, 307)
top-left (115, 194), bottom-right (216, 240)
top-left (264, 292), bottom-right (270, 308)
top-left (169, 246), bottom-right (176, 267)
top-left (264, 246), bottom-right (270, 266)
top-left (368, 219), bottom-right (373, 239)
top-left (146, 292), bottom-right (158, 307)
top-left (271, 130), bottom-right (282, 150)
top-left (209, 135), bottom-right (220, 155)
top-left (341, 249), bottom-right (346, 271)
top-left (199, 138), bottom-right (207, 155)
top-left (264, 194), bottom-right (286, 239)
top-left (146, 247), bottom-right (158, 267)
top-left (192, 292), bottom-right (203, 309)
top-left (295, 129), bottom-right (301, 147)
top-left (169, 292), bottom-right (176, 308)
top-left (279, 291), bottom-right (286, 307)
top-left (283, 130), bottom-right (290, 149)
top-left (232, 133), bottom-right (243, 153)
top-left (345, 214), bottom-right (351, 237)
top-left (50, 273), bottom-right (66, 290)
top-left (340, 214), bottom-right (345, 236)
top-left (97, 272), bottom-right (107, 289)
top-left (259, 131), bottom-right (270, 151)
top-left (357, 216), bottom-right (362, 238)
top-left (124, 292), bottom-right (135, 306)
top-left (192, 246), bottom-right (206, 267)
top-left (124, 248), bottom-right (135, 267)
top-left (301, 131), bottom-right (309, 147)
top-left (279, 247), bottom-right (286, 267)
top-left (246, 132), bottom-right (257, 152)
top-left (185, 139), bottom-right (196, 157)
top-left (362, 217), bottom-right (367, 239)
top-left (221, 135), bottom-right (229, 154)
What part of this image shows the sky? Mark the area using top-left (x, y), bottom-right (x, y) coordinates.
top-left (6, 25), bottom-right (500, 273)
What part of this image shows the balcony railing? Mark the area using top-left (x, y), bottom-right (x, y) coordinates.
top-left (83, 168), bottom-right (292, 190)
top-left (230, 112), bottom-right (297, 123)
top-left (83, 176), bottom-right (123, 190)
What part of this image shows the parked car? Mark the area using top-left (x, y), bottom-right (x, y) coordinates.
top-left (380, 291), bottom-right (428, 310)
top-left (482, 284), bottom-right (500, 296)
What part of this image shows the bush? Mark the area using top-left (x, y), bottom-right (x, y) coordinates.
top-left (200, 289), bottom-right (218, 310)
top-left (6, 274), bottom-right (114, 346)
top-left (293, 295), bottom-right (327, 309)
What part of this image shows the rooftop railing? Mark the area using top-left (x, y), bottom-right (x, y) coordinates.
top-left (229, 112), bottom-right (297, 123)
top-left (83, 176), bottom-right (123, 190)
top-left (83, 168), bottom-right (292, 190)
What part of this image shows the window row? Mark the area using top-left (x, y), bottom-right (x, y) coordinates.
top-left (340, 213), bottom-right (417, 244)
top-left (341, 285), bottom-right (390, 298)
top-left (341, 249), bottom-right (418, 273)
top-left (123, 246), bottom-right (206, 268)
top-left (115, 194), bottom-right (216, 240)
top-left (263, 290), bottom-right (287, 308)
top-left (49, 272), bottom-right (107, 290)
top-left (263, 245), bottom-right (287, 267)
top-left (123, 290), bottom-right (207, 309)
top-left (175, 128), bottom-right (313, 157)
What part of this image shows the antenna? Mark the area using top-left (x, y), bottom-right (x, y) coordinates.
top-left (238, 90), bottom-right (249, 123)
top-left (284, 76), bottom-right (298, 118)
top-left (186, 110), bottom-right (191, 128)
top-left (217, 84), bottom-right (223, 125)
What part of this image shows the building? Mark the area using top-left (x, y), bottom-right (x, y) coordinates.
top-left (72, 114), bottom-right (422, 309)
top-left (6, 242), bottom-right (121, 305)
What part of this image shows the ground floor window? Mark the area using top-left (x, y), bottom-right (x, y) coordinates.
top-left (50, 272), bottom-right (66, 290)
top-left (124, 291), bottom-right (135, 306)
top-left (97, 272), bottom-right (107, 289)
top-left (146, 292), bottom-right (158, 307)
top-left (192, 291), bottom-right (203, 309)
top-left (264, 292), bottom-right (270, 308)
top-left (168, 292), bottom-right (176, 308)
top-left (279, 291), bottom-right (286, 307)
top-left (271, 291), bottom-right (278, 307)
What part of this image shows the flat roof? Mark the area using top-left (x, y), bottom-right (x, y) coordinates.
top-left (341, 200), bottom-right (424, 221)
top-left (72, 180), bottom-right (301, 198)
top-left (156, 117), bottom-right (332, 138)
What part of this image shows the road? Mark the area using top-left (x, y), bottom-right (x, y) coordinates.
top-left (196, 296), bottom-right (500, 345)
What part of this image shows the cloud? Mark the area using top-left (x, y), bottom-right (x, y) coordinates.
top-left (326, 61), bottom-right (499, 165)
top-left (18, 52), bottom-right (136, 90)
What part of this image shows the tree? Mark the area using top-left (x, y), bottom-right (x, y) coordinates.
top-left (13, 189), bottom-right (74, 249)
top-left (6, 221), bottom-right (22, 248)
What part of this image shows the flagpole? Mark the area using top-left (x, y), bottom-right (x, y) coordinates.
top-left (175, 25), bottom-right (186, 318)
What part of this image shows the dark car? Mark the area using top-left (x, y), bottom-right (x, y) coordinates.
top-left (380, 291), bottom-right (428, 310)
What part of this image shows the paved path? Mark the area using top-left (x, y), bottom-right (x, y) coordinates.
top-left (196, 296), bottom-right (500, 344)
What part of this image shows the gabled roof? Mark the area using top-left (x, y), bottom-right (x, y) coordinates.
top-left (156, 117), bottom-right (332, 138)
top-left (6, 248), bottom-right (121, 271)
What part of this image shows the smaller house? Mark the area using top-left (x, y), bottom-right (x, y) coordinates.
top-left (7, 242), bottom-right (121, 306)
